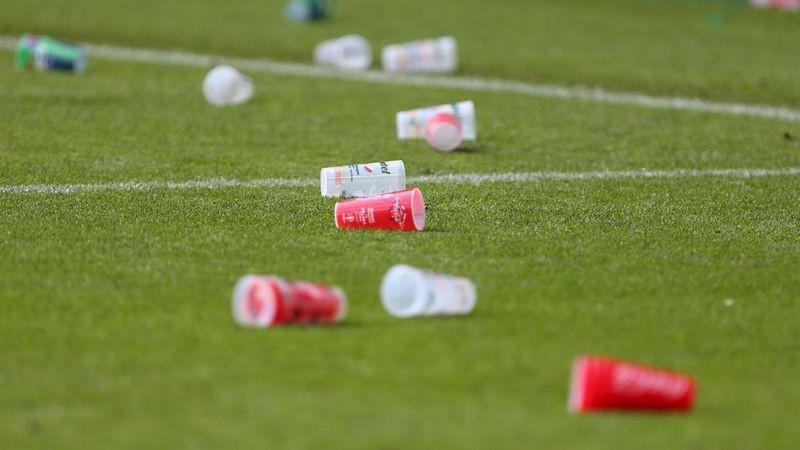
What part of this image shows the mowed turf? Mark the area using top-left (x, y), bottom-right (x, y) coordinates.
top-left (1, 2), bottom-right (800, 449)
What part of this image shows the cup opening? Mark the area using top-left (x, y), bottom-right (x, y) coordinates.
top-left (568, 356), bottom-right (589, 413)
top-left (336, 35), bottom-right (372, 70)
top-left (231, 74), bottom-right (253, 104)
top-left (332, 287), bottom-right (348, 322)
top-left (410, 188), bottom-right (425, 231)
top-left (232, 276), bottom-right (278, 328)
top-left (333, 201), bottom-right (342, 229)
top-left (380, 265), bottom-right (425, 318)
top-left (320, 168), bottom-right (330, 196)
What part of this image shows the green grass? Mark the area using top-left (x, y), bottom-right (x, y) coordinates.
top-left (1, 1), bottom-right (800, 449)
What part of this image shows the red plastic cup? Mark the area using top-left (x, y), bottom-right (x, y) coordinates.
top-left (232, 275), bottom-right (347, 328)
top-left (568, 355), bottom-right (696, 413)
top-left (425, 112), bottom-right (462, 152)
top-left (334, 187), bottom-right (425, 231)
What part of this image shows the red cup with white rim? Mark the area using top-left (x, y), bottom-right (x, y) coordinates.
top-left (232, 275), bottom-right (347, 328)
top-left (568, 355), bottom-right (696, 413)
top-left (334, 187), bottom-right (425, 231)
top-left (425, 112), bottom-right (462, 152)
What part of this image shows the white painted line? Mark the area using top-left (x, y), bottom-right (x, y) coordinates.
top-left (2, 36), bottom-right (799, 122)
top-left (2, 167), bottom-right (798, 195)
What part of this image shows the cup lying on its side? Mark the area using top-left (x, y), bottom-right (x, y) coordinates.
top-left (314, 34), bottom-right (372, 71)
top-left (568, 355), bottom-right (696, 413)
top-left (380, 264), bottom-right (477, 318)
top-left (397, 100), bottom-right (476, 142)
top-left (382, 36), bottom-right (457, 74)
top-left (321, 160), bottom-right (405, 198)
top-left (202, 65), bottom-right (254, 106)
top-left (334, 188), bottom-right (425, 232)
top-left (232, 275), bottom-right (347, 328)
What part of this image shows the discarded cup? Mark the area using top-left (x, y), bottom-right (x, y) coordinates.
top-left (232, 275), bottom-right (347, 328)
top-left (425, 112), bottom-right (462, 152)
top-left (749, 0), bottom-right (799, 10)
top-left (321, 160), bottom-right (406, 198)
top-left (202, 65), bottom-right (254, 106)
top-left (334, 188), bottom-right (425, 231)
top-left (380, 264), bottom-right (477, 318)
top-left (284, 0), bottom-right (330, 22)
top-left (15, 34), bottom-right (86, 74)
top-left (397, 100), bottom-right (476, 141)
top-left (568, 355), bottom-right (696, 413)
top-left (314, 34), bottom-right (372, 71)
top-left (382, 36), bottom-right (457, 73)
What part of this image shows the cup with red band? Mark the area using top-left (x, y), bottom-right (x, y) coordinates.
top-left (334, 187), bottom-right (425, 231)
top-left (568, 355), bottom-right (696, 413)
top-left (232, 275), bottom-right (347, 328)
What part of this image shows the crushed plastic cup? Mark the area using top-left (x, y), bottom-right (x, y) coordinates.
top-left (334, 188), bottom-right (425, 231)
top-left (202, 65), bottom-right (254, 106)
top-left (396, 100), bottom-right (476, 141)
top-left (15, 34), bottom-right (86, 74)
top-left (568, 355), bottom-right (696, 413)
top-left (381, 36), bottom-right (457, 73)
top-left (380, 264), bottom-right (477, 318)
top-left (314, 34), bottom-right (372, 71)
top-left (232, 275), bottom-right (347, 328)
top-left (321, 160), bottom-right (405, 198)
top-left (425, 112), bottom-right (462, 152)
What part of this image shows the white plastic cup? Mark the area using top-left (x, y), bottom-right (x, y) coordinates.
top-left (321, 160), bottom-right (406, 198)
top-left (314, 34), bottom-right (373, 71)
top-left (381, 36), bottom-right (457, 74)
top-left (380, 264), bottom-right (477, 318)
top-left (202, 65), bottom-right (254, 106)
top-left (396, 100), bottom-right (476, 141)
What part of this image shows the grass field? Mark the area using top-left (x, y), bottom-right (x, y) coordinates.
top-left (1, 0), bottom-right (799, 448)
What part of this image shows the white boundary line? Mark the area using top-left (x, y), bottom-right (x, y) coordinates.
top-left (2, 36), bottom-right (799, 122)
top-left (2, 167), bottom-right (798, 195)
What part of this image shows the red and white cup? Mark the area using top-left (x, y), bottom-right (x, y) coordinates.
top-left (232, 275), bottom-right (347, 328)
top-left (750, 0), bottom-right (799, 11)
top-left (334, 187), bottom-right (425, 231)
top-left (425, 112), bottom-right (463, 152)
top-left (568, 355), bottom-right (696, 413)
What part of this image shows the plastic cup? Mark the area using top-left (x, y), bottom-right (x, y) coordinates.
top-left (396, 100), bottom-right (476, 141)
top-left (381, 36), bottom-right (457, 73)
top-left (321, 160), bottom-right (405, 198)
top-left (425, 112), bottom-right (462, 152)
top-left (314, 34), bottom-right (372, 71)
top-left (202, 65), bottom-right (254, 106)
top-left (334, 188), bottom-right (425, 231)
top-left (750, 0), bottom-right (799, 10)
top-left (232, 275), bottom-right (347, 328)
top-left (380, 264), bottom-right (477, 318)
top-left (568, 355), bottom-right (696, 413)
top-left (284, 0), bottom-right (330, 22)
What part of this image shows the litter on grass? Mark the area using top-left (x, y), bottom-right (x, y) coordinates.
top-left (15, 34), bottom-right (86, 74)
top-left (314, 34), bottom-right (372, 71)
top-left (380, 264), bottom-right (477, 317)
top-left (396, 100), bottom-right (476, 141)
top-left (382, 36), bottom-right (457, 73)
top-left (284, 0), bottom-right (330, 22)
top-left (232, 275), bottom-right (347, 328)
top-left (568, 355), bottom-right (696, 413)
top-left (320, 160), bottom-right (406, 198)
top-left (202, 65), bottom-right (254, 106)
top-left (334, 188), bottom-right (425, 231)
